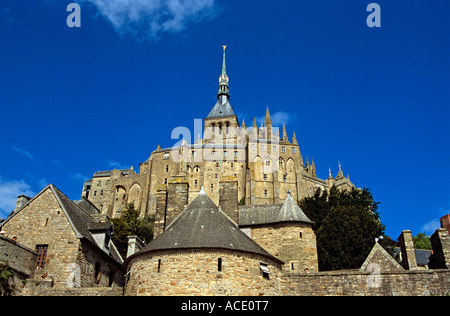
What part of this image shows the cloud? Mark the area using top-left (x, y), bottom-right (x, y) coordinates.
top-left (71, 172), bottom-right (90, 182)
top-left (421, 219), bottom-right (441, 235)
top-left (0, 176), bottom-right (35, 218)
top-left (81, 0), bottom-right (219, 40)
top-left (106, 159), bottom-right (130, 170)
top-left (11, 146), bottom-right (34, 161)
top-left (255, 111), bottom-right (297, 127)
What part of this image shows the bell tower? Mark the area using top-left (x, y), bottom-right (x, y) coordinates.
top-left (204, 45), bottom-right (239, 144)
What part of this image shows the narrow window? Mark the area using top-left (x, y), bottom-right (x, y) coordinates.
top-left (260, 262), bottom-right (270, 280)
top-left (263, 174), bottom-right (267, 181)
top-left (94, 262), bottom-right (101, 281)
top-left (165, 165), bottom-right (169, 172)
top-left (108, 271), bottom-right (114, 287)
top-left (211, 184), bottom-right (214, 190)
top-left (157, 259), bottom-right (161, 273)
top-left (299, 232), bottom-right (303, 239)
top-left (36, 245), bottom-right (48, 270)
top-left (218, 258), bottom-right (222, 272)
top-left (194, 180), bottom-right (198, 187)
top-left (264, 190), bottom-right (268, 198)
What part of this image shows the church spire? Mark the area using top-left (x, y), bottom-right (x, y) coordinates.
top-left (217, 45), bottom-right (230, 99)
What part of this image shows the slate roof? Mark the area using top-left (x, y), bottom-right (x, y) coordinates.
top-left (239, 194), bottom-right (314, 227)
top-left (132, 188), bottom-right (282, 263)
top-left (206, 97), bottom-right (236, 119)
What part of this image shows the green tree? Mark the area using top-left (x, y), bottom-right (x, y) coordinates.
top-left (413, 233), bottom-right (432, 250)
top-left (111, 202), bottom-right (154, 259)
top-left (299, 186), bottom-right (387, 271)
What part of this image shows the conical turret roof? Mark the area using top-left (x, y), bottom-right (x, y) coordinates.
top-left (132, 188), bottom-right (281, 263)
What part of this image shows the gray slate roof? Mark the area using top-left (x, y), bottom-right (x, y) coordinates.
top-left (239, 194), bottom-right (313, 227)
top-left (134, 189), bottom-right (282, 263)
top-left (206, 98), bottom-right (235, 119)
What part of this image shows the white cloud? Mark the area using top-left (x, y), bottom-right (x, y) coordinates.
top-left (421, 219), bottom-right (441, 235)
top-left (0, 176), bottom-right (35, 218)
top-left (255, 110), bottom-right (297, 127)
top-left (81, 0), bottom-right (218, 40)
top-left (71, 172), bottom-right (90, 182)
top-left (106, 159), bottom-right (130, 170)
top-left (11, 145), bottom-right (34, 160)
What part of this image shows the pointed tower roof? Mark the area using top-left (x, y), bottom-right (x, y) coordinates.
top-left (206, 45), bottom-right (235, 119)
top-left (134, 189), bottom-right (281, 263)
top-left (239, 192), bottom-right (313, 226)
top-left (277, 193), bottom-right (314, 224)
top-left (217, 44), bottom-right (230, 99)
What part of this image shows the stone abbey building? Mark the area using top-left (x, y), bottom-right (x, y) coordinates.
top-left (1, 47), bottom-right (449, 296)
top-left (81, 46), bottom-right (354, 219)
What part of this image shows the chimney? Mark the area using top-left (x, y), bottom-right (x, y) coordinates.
top-left (219, 177), bottom-right (239, 224)
top-left (127, 236), bottom-right (145, 258)
top-left (15, 195), bottom-right (31, 211)
top-left (398, 230), bottom-right (417, 270)
top-left (428, 228), bottom-right (450, 269)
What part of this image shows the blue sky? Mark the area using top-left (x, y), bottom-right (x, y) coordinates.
top-left (0, 0), bottom-right (449, 238)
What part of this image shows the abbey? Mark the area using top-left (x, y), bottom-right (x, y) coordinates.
top-left (81, 46), bottom-right (354, 219)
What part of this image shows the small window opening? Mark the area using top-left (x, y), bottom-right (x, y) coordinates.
top-left (157, 259), bottom-right (161, 273)
top-left (218, 258), bottom-right (222, 272)
top-left (260, 262), bottom-right (270, 280)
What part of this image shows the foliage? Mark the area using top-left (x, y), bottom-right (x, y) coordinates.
top-left (111, 202), bottom-right (154, 259)
top-left (413, 233), bottom-right (432, 250)
top-left (299, 186), bottom-right (387, 271)
top-left (0, 261), bottom-right (14, 281)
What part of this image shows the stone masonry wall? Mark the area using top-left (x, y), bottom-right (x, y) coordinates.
top-left (125, 249), bottom-right (282, 296)
top-left (249, 223), bottom-right (318, 273)
top-left (281, 269), bottom-right (450, 296)
top-left (1, 188), bottom-right (80, 288)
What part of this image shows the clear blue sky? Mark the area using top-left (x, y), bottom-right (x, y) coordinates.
top-left (0, 0), bottom-right (449, 238)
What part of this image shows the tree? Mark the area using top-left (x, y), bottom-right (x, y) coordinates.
top-left (299, 186), bottom-right (387, 271)
top-left (413, 233), bottom-right (432, 250)
top-left (111, 202), bottom-right (154, 259)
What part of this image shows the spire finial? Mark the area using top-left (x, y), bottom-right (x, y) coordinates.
top-left (217, 45), bottom-right (230, 99)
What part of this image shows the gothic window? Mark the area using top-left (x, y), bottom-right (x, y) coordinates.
top-left (279, 158), bottom-right (284, 167)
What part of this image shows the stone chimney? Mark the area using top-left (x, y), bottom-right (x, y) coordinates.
top-left (127, 236), bottom-right (145, 258)
top-left (398, 230), bottom-right (417, 270)
top-left (15, 195), bottom-right (31, 211)
top-left (219, 177), bottom-right (239, 224)
top-left (428, 228), bottom-right (450, 269)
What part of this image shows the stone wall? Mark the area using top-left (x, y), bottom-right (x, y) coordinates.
top-left (125, 249), bottom-right (282, 296)
top-left (281, 269), bottom-right (450, 296)
top-left (0, 235), bottom-right (37, 278)
top-left (1, 188), bottom-right (81, 287)
top-left (248, 223), bottom-right (318, 273)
